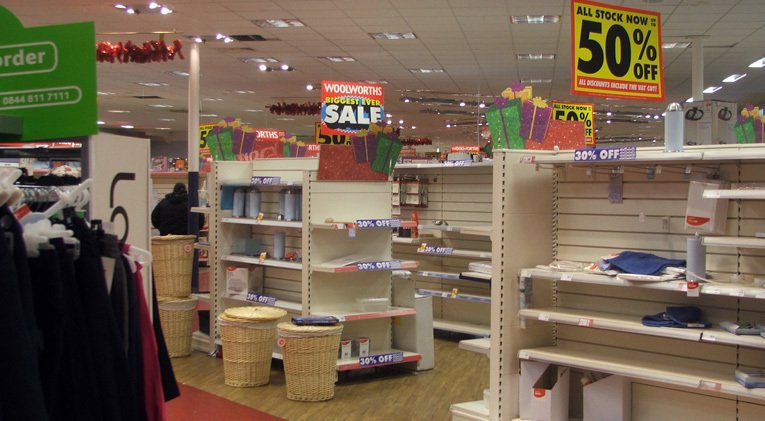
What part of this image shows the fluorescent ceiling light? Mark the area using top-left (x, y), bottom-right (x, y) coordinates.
top-left (521, 78), bottom-right (552, 84)
top-left (517, 53), bottom-right (555, 60)
top-left (511, 15), bottom-right (560, 24)
top-left (200, 113), bottom-right (218, 117)
top-left (114, 4), bottom-right (127, 9)
top-left (233, 90), bottom-right (256, 94)
top-left (158, 118), bottom-right (176, 122)
top-left (702, 86), bottom-right (722, 93)
top-left (107, 109), bottom-right (130, 113)
top-left (97, 120), bottom-right (105, 125)
top-left (364, 80), bottom-right (388, 84)
top-left (97, 91), bottom-right (115, 95)
top-left (277, 118), bottom-right (295, 121)
top-left (410, 68), bottom-right (444, 73)
top-left (686, 97), bottom-right (695, 103)
top-left (203, 98), bottom-right (223, 102)
top-left (243, 109), bottom-right (263, 112)
top-left (171, 70), bottom-right (189, 77)
top-left (149, 104), bottom-right (173, 108)
top-left (370, 32), bottom-right (417, 40)
top-left (120, 124), bottom-right (134, 129)
top-left (242, 57), bottom-right (279, 63)
top-left (254, 19), bottom-right (305, 28)
top-left (722, 73), bottom-right (746, 83)
top-left (662, 42), bottom-right (691, 49)
top-left (320, 56), bottom-right (356, 62)
top-left (160, 6), bottom-right (172, 15)
top-left (192, 36), bottom-right (203, 43)
top-left (137, 82), bottom-right (168, 87)
top-left (748, 57), bottom-right (765, 68)
top-left (149, 2), bottom-right (160, 9)
top-left (155, 127), bottom-right (171, 130)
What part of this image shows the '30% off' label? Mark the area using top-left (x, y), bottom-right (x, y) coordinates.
top-left (571, 0), bottom-right (664, 101)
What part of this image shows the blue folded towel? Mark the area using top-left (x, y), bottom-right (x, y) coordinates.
top-left (605, 251), bottom-right (685, 275)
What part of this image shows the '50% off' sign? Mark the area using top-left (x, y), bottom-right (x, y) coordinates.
top-left (571, 0), bottom-right (664, 101)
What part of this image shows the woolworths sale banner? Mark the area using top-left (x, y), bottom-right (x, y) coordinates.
top-left (320, 81), bottom-right (384, 136)
top-left (0, 6), bottom-right (96, 141)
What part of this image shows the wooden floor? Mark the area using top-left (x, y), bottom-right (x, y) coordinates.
top-left (170, 332), bottom-right (490, 421)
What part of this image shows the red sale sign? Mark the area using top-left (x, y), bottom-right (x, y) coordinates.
top-left (253, 128), bottom-right (286, 141)
top-left (321, 81), bottom-right (384, 136)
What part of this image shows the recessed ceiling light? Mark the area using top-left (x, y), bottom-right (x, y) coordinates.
top-left (404, 98), bottom-right (411, 103)
top-left (370, 32), bottom-right (417, 40)
top-left (97, 120), bottom-right (106, 125)
top-left (521, 78), bottom-right (553, 84)
top-left (137, 82), bottom-right (168, 87)
top-left (749, 57), bottom-right (765, 68)
top-left (662, 42), bottom-right (691, 49)
top-left (280, 64), bottom-right (291, 71)
top-left (411, 125), bottom-right (416, 129)
top-left (160, 6), bottom-right (172, 14)
top-left (398, 119), bottom-right (404, 124)
top-left (702, 86), bottom-right (722, 93)
top-left (192, 36), bottom-right (204, 44)
top-left (254, 19), bottom-right (305, 28)
top-left (200, 113), bottom-right (218, 117)
top-left (511, 15), bottom-right (560, 24)
top-left (158, 118), bottom-right (176, 122)
top-left (385, 113), bottom-right (392, 118)
top-left (258, 64), bottom-right (268, 71)
top-left (319, 56), bottom-right (356, 62)
top-left (306, 84), bottom-right (314, 91)
top-left (722, 73), bottom-right (746, 83)
top-left (387, 120), bottom-right (392, 124)
top-left (121, 124), bottom-right (134, 129)
top-left (459, 101), bottom-right (466, 107)
top-left (233, 90), bottom-right (256, 94)
top-left (114, 4), bottom-right (127, 9)
top-left (410, 68), bottom-right (444, 73)
top-left (107, 109), bottom-right (131, 113)
top-left (479, 102), bottom-right (486, 109)
top-left (517, 53), bottom-right (555, 60)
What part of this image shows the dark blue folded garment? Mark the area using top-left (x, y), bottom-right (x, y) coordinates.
top-left (605, 251), bottom-right (685, 275)
top-left (641, 306), bottom-right (711, 328)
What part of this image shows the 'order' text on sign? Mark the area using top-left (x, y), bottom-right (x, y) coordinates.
top-left (552, 102), bottom-right (595, 146)
top-left (321, 81), bottom-right (384, 136)
top-left (570, 0), bottom-right (664, 101)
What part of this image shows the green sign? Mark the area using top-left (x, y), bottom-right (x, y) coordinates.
top-left (0, 6), bottom-right (96, 141)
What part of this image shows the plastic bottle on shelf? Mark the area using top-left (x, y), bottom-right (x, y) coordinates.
top-left (232, 187), bottom-right (245, 218)
top-left (245, 187), bottom-right (261, 218)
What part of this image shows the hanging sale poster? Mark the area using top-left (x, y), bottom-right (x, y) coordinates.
top-left (321, 81), bottom-right (384, 136)
top-left (571, 0), bottom-right (664, 101)
top-left (552, 102), bottom-right (595, 146)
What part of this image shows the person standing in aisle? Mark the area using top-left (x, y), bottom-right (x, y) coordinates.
top-left (151, 182), bottom-right (202, 235)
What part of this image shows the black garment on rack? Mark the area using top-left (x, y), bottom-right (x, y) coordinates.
top-left (152, 280), bottom-right (180, 401)
top-left (29, 247), bottom-right (66, 421)
top-left (49, 237), bottom-right (101, 421)
top-left (68, 216), bottom-right (138, 421)
top-left (0, 209), bottom-right (48, 421)
top-left (122, 254), bottom-right (148, 421)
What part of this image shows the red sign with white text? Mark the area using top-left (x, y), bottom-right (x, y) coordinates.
top-left (321, 81), bottom-right (384, 136)
top-left (253, 128), bottom-right (286, 141)
top-left (450, 145), bottom-right (480, 153)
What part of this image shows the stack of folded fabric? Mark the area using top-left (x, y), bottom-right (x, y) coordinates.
top-left (641, 306), bottom-right (711, 328)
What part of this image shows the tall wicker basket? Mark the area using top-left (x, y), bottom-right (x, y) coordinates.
top-left (277, 322), bottom-right (343, 402)
top-left (152, 235), bottom-right (196, 298)
top-left (158, 296), bottom-right (198, 357)
top-left (219, 306), bottom-right (287, 387)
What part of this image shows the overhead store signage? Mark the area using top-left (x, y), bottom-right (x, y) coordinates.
top-left (552, 102), bottom-right (595, 146)
top-left (253, 128), bottom-right (286, 141)
top-left (573, 146), bottom-right (636, 161)
top-left (0, 6), bottom-right (96, 141)
top-left (321, 81), bottom-right (384, 136)
top-left (570, 0), bottom-right (664, 101)
top-left (450, 145), bottom-right (480, 153)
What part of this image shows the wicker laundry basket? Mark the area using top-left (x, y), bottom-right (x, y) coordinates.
top-left (152, 235), bottom-right (196, 298)
top-left (219, 306), bottom-right (287, 387)
top-left (158, 296), bottom-right (198, 357)
top-left (277, 322), bottom-right (343, 401)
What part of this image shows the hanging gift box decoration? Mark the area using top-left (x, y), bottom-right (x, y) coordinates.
top-left (486, 98), bottom-right (524, 149)
top-left (352, 130), bottom-right (379, 163)
top-left (501, 83), bottom-right (533, 102)
top-left (524, 120), bottom-right (586, 151)
top-left (206, 126), bottom-right (236, 161)
top-left (370, 133), bottom-right (403, 176)
top-left (520, 97), bottom-right (553, 142)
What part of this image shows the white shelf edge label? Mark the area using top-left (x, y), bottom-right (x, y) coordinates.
top-left (251, 176), bottom-right (282, 185)
top-left (698, 379), bottom-right (722, 392)
top-left (356, 260), bottom-right (402, 271)
top-left (560, 273), bottom-right (574, 281)
top-left (246, 291), bottom-right (277, 306)
top-left (578, 318), bottom-right (593, 327)
top-left (730, 289), bottom-right (745, 297)
top-left (538, 313), bottom-right (550, 322)
top-left (355, 218), bottom-right (402, 229)
top-left (518, 350), bottom-right (530, 359)
top-left (573, 147), bottom-right (637, 162)
top-left (756, 292), bottom-right (765, 299)
top-left (359, 351), bottom-right (404, 367)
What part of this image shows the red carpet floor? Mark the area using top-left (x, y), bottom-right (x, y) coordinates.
top-left (166, 383), bottom-right (286, 421)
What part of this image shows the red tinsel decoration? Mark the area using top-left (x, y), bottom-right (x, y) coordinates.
top-left (401, 137), bottom-right (432, 146)
top-left (268, 102), bottom-right (322, 116)
top-left (96, 39), bottom-right (184, 63)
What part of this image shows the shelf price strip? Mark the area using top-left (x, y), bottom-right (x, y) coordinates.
top-left (417, 244), bottom-right (454, 255)
top-left (246, 292), bottom-right (277, 306)
top-left (358, 351), bottom-right (404, 367)
top-left (356, 261), bottom-right (402, 271)
top-left (355, 219), bottom-right (402, 229)
top-left (573, 146), bottom-right (636, 162)
top-left (251, 176), bottom-right (282, 185)
top-left (571, 0), bottom-right (664, 101)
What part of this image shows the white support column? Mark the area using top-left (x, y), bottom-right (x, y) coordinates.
top-left (689, 36), bottom-right (705, 102)
top-left (188, 42), bottom-right (200, 173)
